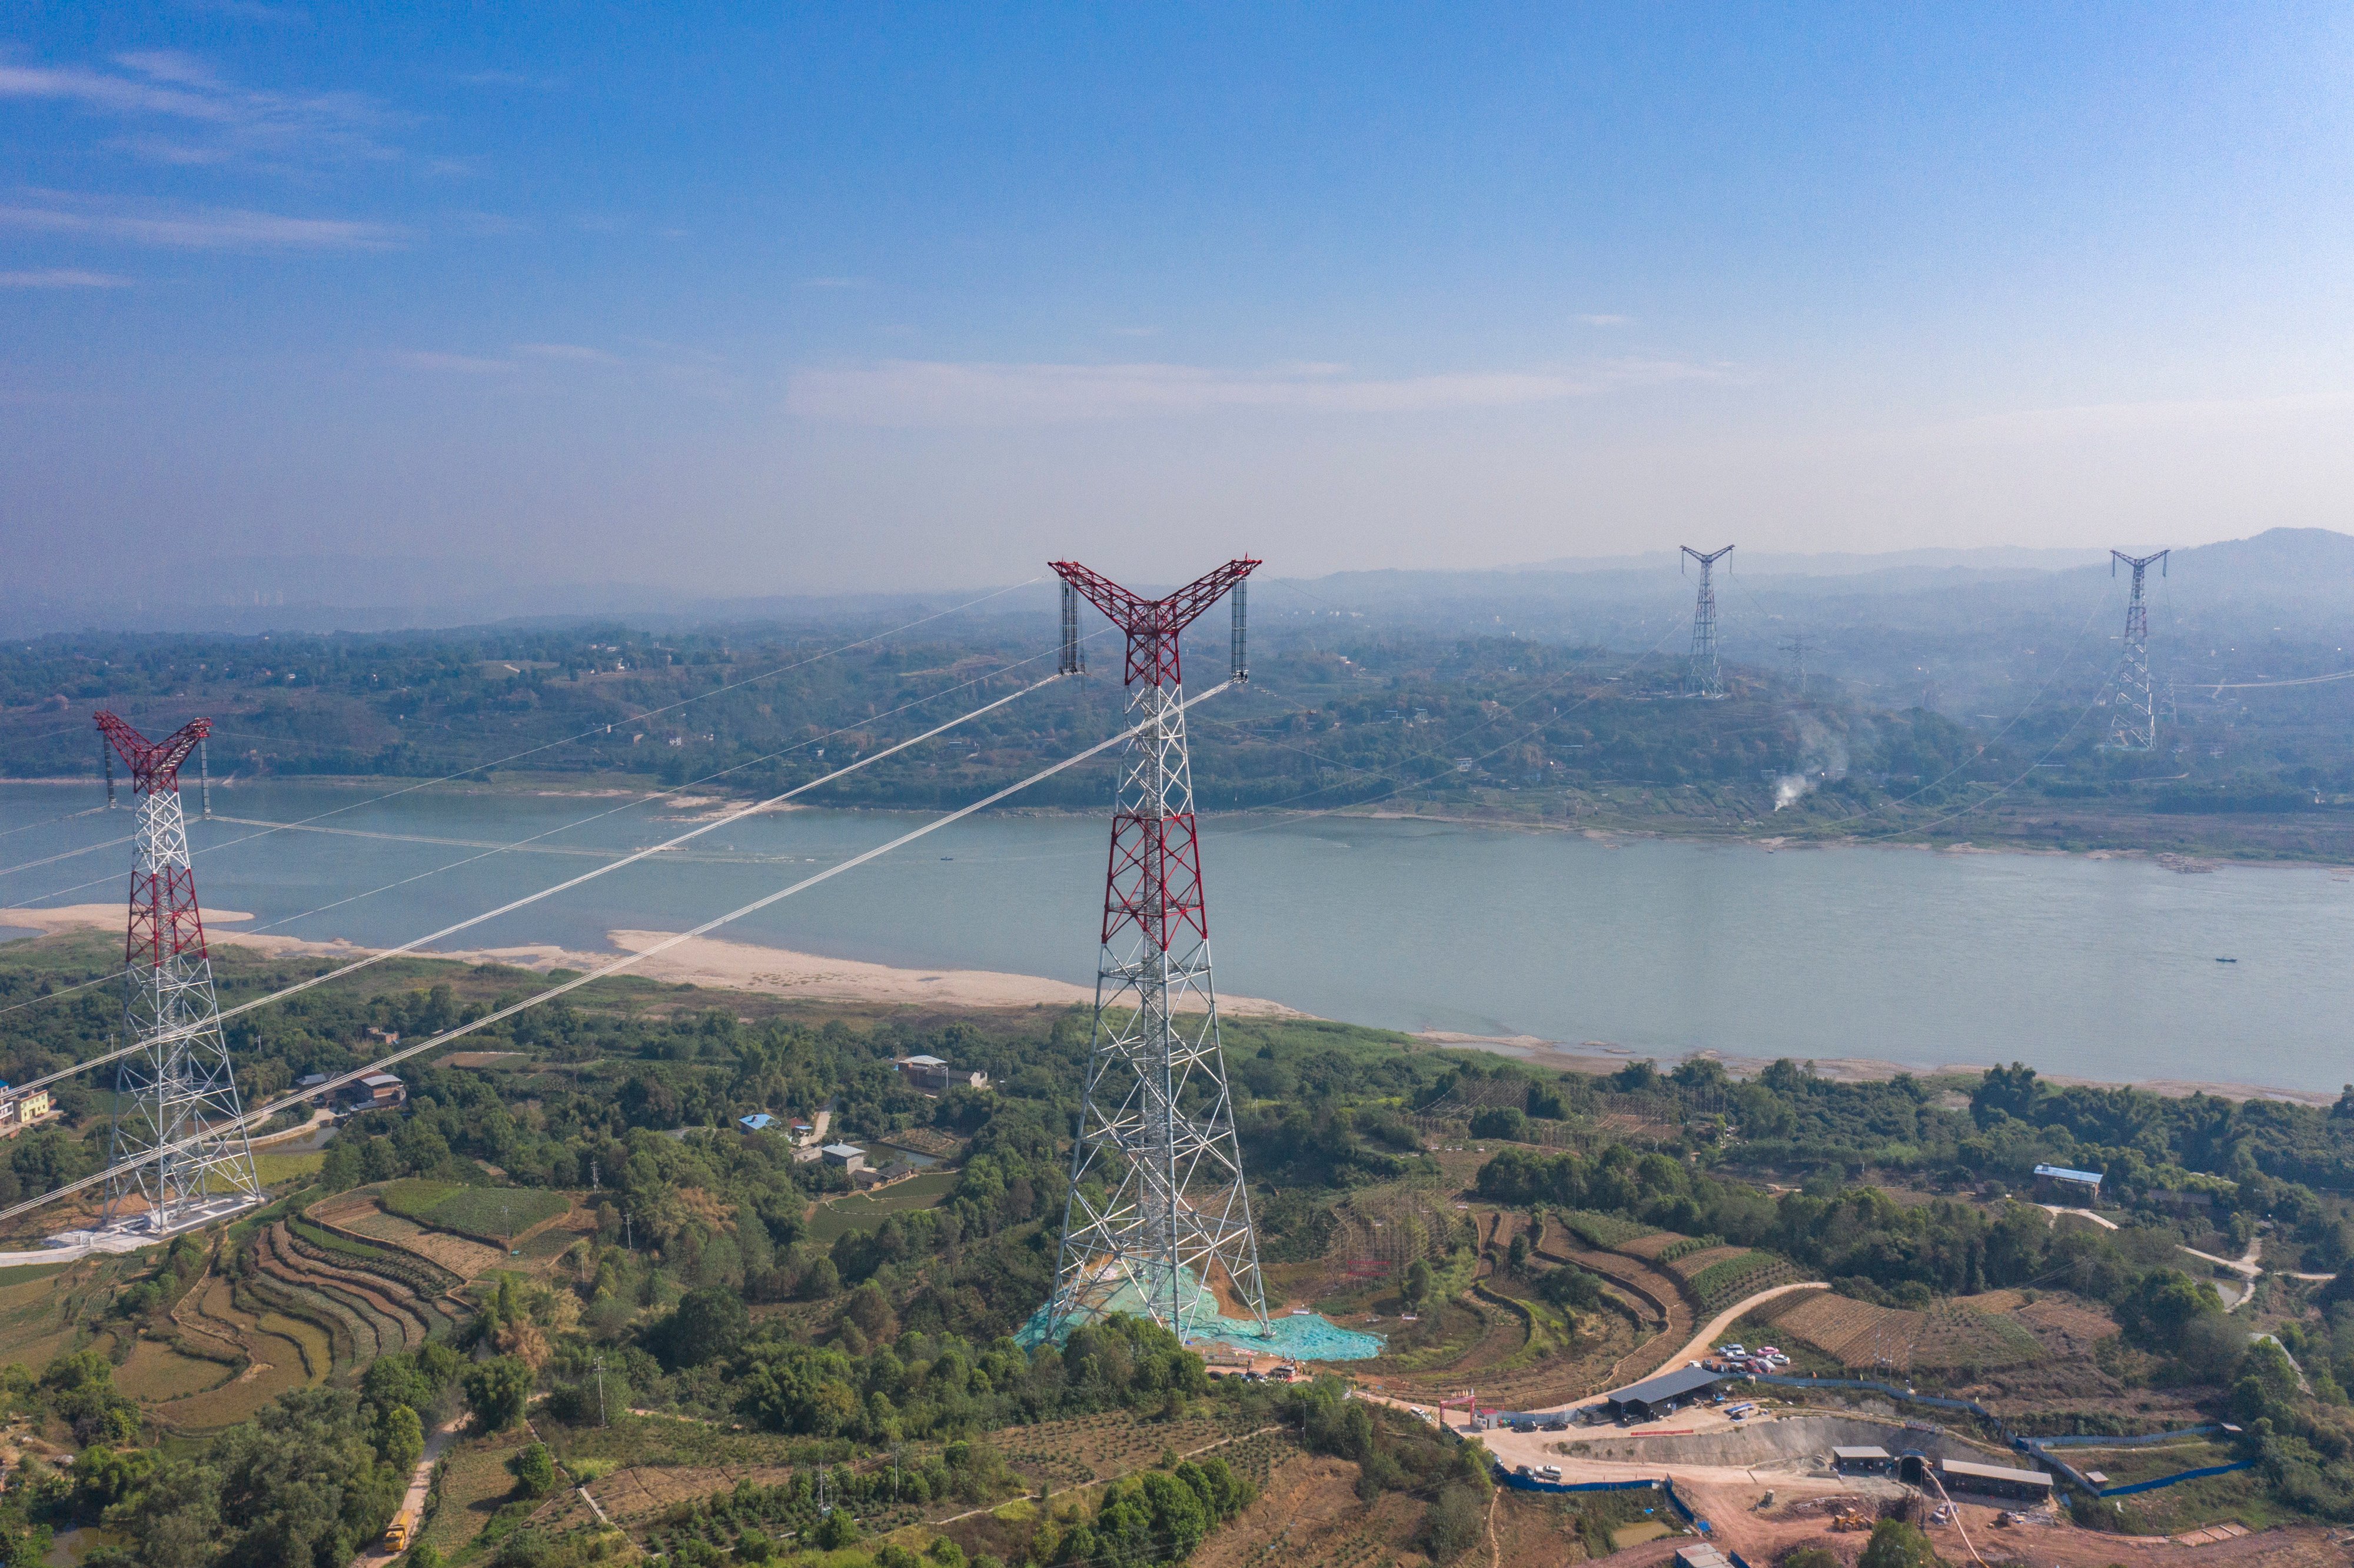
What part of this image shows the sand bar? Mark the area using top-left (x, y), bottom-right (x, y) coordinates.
top-left (0, 904), bottom-right (1305, 1017)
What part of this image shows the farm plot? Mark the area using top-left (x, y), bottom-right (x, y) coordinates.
top-left (804, 1171), bottom-right (958, 1243)
top-left (114, 1336), bottom-right (239, 1402)
top-left (1665, 1244), bottom-right (1747, 1280)
top-left (404, 1184), bottom-right (570, 1247)
top-left (584, 1464), bottom-right (800, 1524)
top-left (1558, 1210), bottom-right (1657, 1250)
top-left (542, 1413), bottom-right (829, 1474)
top-left (259, 1223), bottom-right (430, 1353)
top-left (1684, 1250), bottom-right (1798, 1313)
top-left (994, 1409), bottom-right (1264, 1490)
top-left (1760, 1289), bottom-right (2047, 1373)
top-left (417, 1427), bottom-right (536, 1562)
top-left (145, 1274), bottom-right (315, 1432)
top-left (315, 1199), bottom-right (510, 1280)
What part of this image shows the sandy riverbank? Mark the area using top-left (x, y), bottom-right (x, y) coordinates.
top-left (0, 904), bottom-right (1306, 1017)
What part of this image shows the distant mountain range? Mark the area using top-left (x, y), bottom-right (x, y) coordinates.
top-left (7, 535), bottom-right (2352, 697)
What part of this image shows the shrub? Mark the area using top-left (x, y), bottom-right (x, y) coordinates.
top-left (463, 1356), bottom-right (534, 1431)
top-left (507, 1441), bottom-right (557, 1498)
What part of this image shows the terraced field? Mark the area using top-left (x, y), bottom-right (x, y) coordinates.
top-left (147, 1272), bottom-right (318, 1432)
top-left (254, 1221), bottom-right (433, 1357)
top-left (1753, 1287), bottom-right (2048, 1373)
top-left (114, 1335), bottom-right (240, 1402)
top-left (311, 1190), bottom-right (511, 1279)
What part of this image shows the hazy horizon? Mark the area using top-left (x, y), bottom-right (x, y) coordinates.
top-left (7, 5), bottom-right (2351, 601)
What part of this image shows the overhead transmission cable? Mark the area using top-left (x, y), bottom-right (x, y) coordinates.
top-left (0, 681), bottom-right (1239, 1230)
top-left (0, 578), bottom-right (1042, 888)
top-left (0, 668), bottom-right (1079, 1098)
top-left (0, 637), bottom-right (1103, 1031)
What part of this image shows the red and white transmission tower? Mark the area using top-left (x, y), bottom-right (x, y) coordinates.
top-left (1044, 558), bottom-right (1269, 1341)
top-left (92, 713), bottom-right (262, 1235)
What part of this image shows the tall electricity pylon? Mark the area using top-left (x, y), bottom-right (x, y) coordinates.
top-left (2109, 550), bottom-right (2169, 750)
top-left (1779, 633), bottom-right (1812, 698)
top-left (94, 713), bottom-right (262, 1235)
top-left (1044, 558), bottom-right (1269, 1342)
top-left (1682, 545), bottom-right (1734, 698)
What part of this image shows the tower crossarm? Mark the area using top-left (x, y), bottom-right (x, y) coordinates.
top-left (95, 713), bottom-right (212, 795)
top-left (1052, 560), bottom-right (1259, 688)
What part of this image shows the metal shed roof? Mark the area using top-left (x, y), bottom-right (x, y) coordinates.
top-left (2033, 1164), bottom-right (2103, 1185)
top-left (1939, 1459), bottom-right (2051, 1487)
top-left (1832, 1446), bottom-right (1891, 1460)
top-left (1609, 1366), bottom-right (1725, 1406)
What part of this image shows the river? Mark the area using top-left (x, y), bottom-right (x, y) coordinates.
top-left (2, 781), bottom-right (2348, 1093)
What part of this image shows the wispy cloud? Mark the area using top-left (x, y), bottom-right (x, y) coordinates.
top-left (0, 49), bottom-right (399, 166)
top-left (0, 268), bottom-right (131, 288)
top-left (515, 342), bottom-right (619, 364)
top-left (799, 275), bottom-right (872, 289)
top-left (177, 0), bottom-right (310, 24)
top-left (786, 357), bottom-right (1739, 427)
top-left (1575, 313), bottom-right (1631, 327)
top-left (0, 197), bottom-right (400, 251)
top-left (452, 69), bottom-right (562, 91)
top-left (390, 350), bottom-right (517, 374)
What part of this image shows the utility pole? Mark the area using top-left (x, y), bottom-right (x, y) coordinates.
top-left (1045, 559), bottom-right (1269, 1344)
top-left (594, 1354), bottom-right (607, 1427)
top-left (2109, 550), bottom-right (2170, 750)
top-left (1681, 546), bottom-right (1734, 699)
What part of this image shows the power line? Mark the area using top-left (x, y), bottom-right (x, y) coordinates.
top-left (0, 671), bottom-right (1072, 1100)
top-left (0, 680), bottom-right (1238, 1231)
top-left (1, 581), bottom-right (1044, 893)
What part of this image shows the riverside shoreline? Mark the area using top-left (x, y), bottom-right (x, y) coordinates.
top-left (0, 903), bottom-right (1307, 1018)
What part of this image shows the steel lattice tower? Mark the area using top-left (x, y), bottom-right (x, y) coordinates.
top-left (94, 713), bottom-right (262, 1235)
top-left (2109, 550), bottom-right (2169, 750)
top-left (1044, 558), bottom-right (1269, 1343)
top-left (1682, 545), bottom-right (1733, 698)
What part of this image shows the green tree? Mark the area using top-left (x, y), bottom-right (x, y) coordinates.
top-left (1403, 1259), bottom-right (1432, 1309)
top-left (461, 1357), bottom-right (534, 1432)
top-left (656, 1287), bottom-right (749, 1370)
top-left (1420, 1483), bottom-right (1485, 1562)
top-left (506, 1442), bottom-right (557, 1499)
top-left (1857, 1517), bottom-right (1940, 1568)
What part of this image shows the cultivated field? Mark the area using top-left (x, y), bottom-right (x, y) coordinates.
top-left (803, 1171), bottom-right (960, 1242)
top-left (1750, 1287), bottom-right (2048, 1373)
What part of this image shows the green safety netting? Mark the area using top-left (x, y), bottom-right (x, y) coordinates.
top-left (1015, 1265), bottom-right (1384, 1361)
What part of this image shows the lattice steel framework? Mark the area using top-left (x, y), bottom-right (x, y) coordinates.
top-left (1682, 545), bottom-right (1733, 699)
top-left (1044, 558), bottom-right (1268, 1341)
top-left (94, 713), bottom-right (262, 1233)
top-left (2109, 550), bottom-right (2169, 751)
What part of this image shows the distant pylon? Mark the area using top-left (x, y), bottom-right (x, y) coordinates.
top-left (1044, 558), bottom-right (1269, 1343)
top-left (2109, 550), bottom-right (2169, 750)
top-left (93, 713), bottom-right (262, 1236)
top-left (1681, 545), bottom-right (1733, 698)
top-left (1779, 633), bottom-right (1811, 698)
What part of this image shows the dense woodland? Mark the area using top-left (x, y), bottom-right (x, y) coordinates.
top-left (6, 617), bottom-right (2354, 853)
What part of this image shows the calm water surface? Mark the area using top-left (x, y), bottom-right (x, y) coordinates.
top-left (1, 781), bottom-right (2348, 1091)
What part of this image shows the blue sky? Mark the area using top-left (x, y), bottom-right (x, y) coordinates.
top-left (4, 4), bottom-right (2350, 598)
